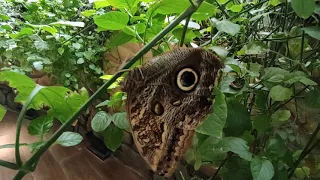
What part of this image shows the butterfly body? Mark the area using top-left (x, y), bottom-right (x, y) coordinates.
top-left (122, 48), bottom-right (223, 177)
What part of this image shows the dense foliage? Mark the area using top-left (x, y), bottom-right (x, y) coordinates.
top-left (0, 0), bottom-right (320, 179)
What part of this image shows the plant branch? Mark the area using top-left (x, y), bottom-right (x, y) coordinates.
top-left (180, 15), bottom-right (191, 47)
top-left (14, 1), bottom-right (205, 179)
top-left (0, 160), bottom-right (19, 170)
top-left (15, 85), bottom-right (44, 167)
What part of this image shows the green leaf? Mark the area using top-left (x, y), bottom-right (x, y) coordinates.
top-left (222, 157), bottom-right (251, 180)
top-left (271, 110), bottom-right (291, 122)
top-left (172, 28), bottom-right (196, 43)
top-left (91, 111), bottom-right (112, 132)
top-left (262, 67), bottom-right (290, 81)
top-left (49, 20), bottom-right (85, 27)
top-left (196, 89), bottom-right (227, 138)
top-left (302, 26), bottom-right (320, 40)
top-left (0, 13), bottom-right (10, 20)
top-left (103, 123), bottom-right (124, 151)
top-left (94, 0), bottom-right (110, 9)
top-left (209, 46), bottom-right (229, 57)
top-left (0, 104), bottom-right (6, 121)
top-left (56, 132), bottom-right (83, 147)
top-left (215, 20), bottom-right (240, 36)
top-left (294, 167), bottom-right (310, 179)
top-left (0, 71), bottom-right (88, 123)
top-left (198, 136), bottom-right (227, 161)
top-left (41, 25), bottom-right (57, 35)
top-left (269, 85), bottom-right (292, 101)
top-left (269, 0), bottom-right (281, 6)
top-left (27, 116), bottom-right (53, 136)
top-left (107, 0), bottom-right (140, 9)
top-left (95, 100), bottom-right (110, 108)
top-left (291, 0), bottom-right (316, 19)
top-left (107, 31), bottom-right (134, 49)
top-left (220, 75), bottom-right (245, 94)
top-left (81, 10), bottom-right (96, 17)
top-left (304, 90), bottom-right (320, 108)
top-left (253, 115), bottom-right (271, 136)
top-left (264, 137), bottom-right (287, 159)
top-left (192, 2), bottom-right (218, 21)
top-left (216, 137), bottom-right (252, 161)
top-left (94, 11), bottom-right (129, 30)
top-left (224, 99), bottom-right (252, 137)
top-left (250, 156), bottom-right (275, 180)
top-left (112, 112), bottom-right (130, 132)
top-left (9, 28), bottom-right (34, 39)
top-left (230, 5), bottom-right (243, 12)
top-left (155, 0), bottom-right (189, 15)
top-left (243, 41), bottom-right (268, 55)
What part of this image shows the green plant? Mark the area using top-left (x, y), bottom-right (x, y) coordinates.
top-left (1, 0), bottom-right (320, 180)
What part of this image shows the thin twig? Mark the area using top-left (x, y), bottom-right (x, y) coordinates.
top-left (180, 15), bottom-right (191, 47)
top-left (0, 160), bottom-right (19, 170)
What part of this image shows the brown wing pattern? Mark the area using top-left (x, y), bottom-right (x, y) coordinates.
top-left (122, 48), bottom-right (224, 177)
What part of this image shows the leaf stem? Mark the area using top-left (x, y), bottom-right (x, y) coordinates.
top-left (14, 1), bottom-right (205, 179)
top-left (15, 85), bottom-right (44, 167)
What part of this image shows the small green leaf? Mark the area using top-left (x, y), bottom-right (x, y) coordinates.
top-left (96, 100), bottom-right (110, 108)
top-left (271, 110), bottom-right (291, 122)
top-left (250, 156), bottom-right (275, 180)
top-left (9, 28), bottom-right (34, 39)
top-left (294, 167), bottom-right (310, 179)
top-left (209, 46), bottom-right (229, 57)
top-left (155, 0), bottom-right (189, 15)
top-left (192, 2), bottom-right (218, 21)
top-left (27, 116), bottom-right (53, 136)
top-left (243, 41), bottom-right (268, 55)
top-left (81, 10), bottom-right (96, 17)
top-left (262, 67), bottom-right (290, 81)
top-left (222, 157), bottom-right (252, 180)
top-left (0, 13), bottom-right (10, 20)
top-left (0, 104), bottom-right (6, 121)
top-left (41, 25), bottom-right (57, 35)
top-left (304, 90), bottom-right (320, 108)
top-left (269, 85), bottom-right (292, 101)
top-left (107, 31), bottom-right (134, 49)
top-left (112, 112), bottom-right (130, 132)
top-left (230, 5), bottom-right (243, 12)
top-left (50, 20), bottom-right (85, 27)
top-left (265, 137), bottom-right (287, 159)
top-left (77, 58), bottom-right (85, 64)
top-left (94, 11), bottom-right (129, 30)
top-left (91, 111), bottom-right (112, 132)
top-left (107, 0), bottom-right (140, 9)
top-left (215, 20), bottom-right (240, 36)
top-left (56, 132), bottom-right (83, 147)
top-left (269, 0), bottom-right (281, 6)
top-left (291, 0), bottom-right (315, 19)
top-left (215, 137), bottom-right (252, 161)
top-left (103, 124), bottom-right (124, 151)
top-left (302, 26), bottom-right (320, 40)
top-left (253, 115), bottom-right (271, 135)
top-left (94, 0), bottom-right (110, 9)
top-left (196, 89), bottom-right (227, 138)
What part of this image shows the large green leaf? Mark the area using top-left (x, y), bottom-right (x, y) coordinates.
top-left (304, 89), bottom-right (320, 108)
top-left (91, 111), bottom-right (112, 132)
top-left (302, 26), bottom-right (320, 40)
top-left (269, 85), bottom-right (292, 101)
top-left (0, 71), bottom-right (88, 123)
top-left (27, 116), bottom-right (53, 136)
top-left (103, 123), bottom-right (124, 151)
top-left (56, 132), bottom-right (83, 147)
top-left (291, 0), bottom-right (315, 19)
top-left (196, 89), bottom-right (227, 138)
top-left (215, 137), bottom-right (252, 161)
top-left (198, 136), bottom-right (227, 161)
top-left (112, 112), bottom-right (130, 132)
top-left (215, 20), bottom-right (240, 36)
top-left (94, 11), bottom-right (129, 30)
top-left (250, 156), bottom-right (275, 180)
top-left (224, 99), bottom-right (252, 137)
top-left (0, 104), bottom-right (6, 121)
top-left (106, 31), bottom-right (134, 49)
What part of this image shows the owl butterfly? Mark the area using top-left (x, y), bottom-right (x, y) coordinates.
top-left (122, 48), bottom-right (224, 177)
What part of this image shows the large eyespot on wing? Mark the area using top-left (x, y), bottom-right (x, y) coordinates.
top-left (176, 67), bottom-right (199, 92)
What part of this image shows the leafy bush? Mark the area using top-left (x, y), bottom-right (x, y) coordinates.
top-left (1, 0), bottom-right (320, 180)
